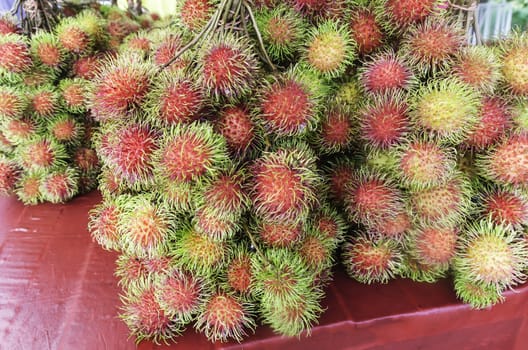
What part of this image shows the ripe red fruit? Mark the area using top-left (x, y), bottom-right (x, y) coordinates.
top-left (384, 0), bottom-right (437, 28)
top-left (350, 8), bottom-right (384, 55)
top-left (465, 97), bottom-right (512, 149)
top-left (480, 188), bottom-right (528, 228)
top-left (258, 221), bottom-right (303, 248)
top-left (0, 34), bottom-right (32, 74)
top-left (0, 157), bottom-right (19, 195)
top-left (215, 106), bottom-right (256, 155)
top-left (361, 52), bottom-right (414, 94)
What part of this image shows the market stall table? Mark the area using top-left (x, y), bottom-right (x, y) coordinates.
top-left (0, 192), bottom-right (527, 350)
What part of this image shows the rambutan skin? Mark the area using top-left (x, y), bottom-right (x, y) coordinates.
top-left (40, 167), bottom-right (79, 204)
top-left (465, 97), bottom-right (512, 150)
top-left (0, 156), bottom-right (20, 195)
top-left (349, 7), bottom-right (384, 55)
top-left (0, 34), bottom-right (32, 76)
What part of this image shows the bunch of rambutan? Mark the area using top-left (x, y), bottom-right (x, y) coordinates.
top-left (86, 0), bottom-right (528, 345)
top-left (0, 6), bottom-right (156, 204)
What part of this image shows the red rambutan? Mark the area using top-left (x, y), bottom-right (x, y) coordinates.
top-left (316, 108), bottom-right (355, 153)
top-left (0, 14), bottom-right (19, 35)
top-left (72, 54), bottom-right (103, 79)
top-left (1, 117), bottom-right (39, 145)
top-left (453, 45), bottom-right (501, 93)
top-left (56, 19), bottom-right (91, 54)
top-left (408, 224), bottom-right (459, 268)
top-left (215, 105), bottom-right (257, 155)
top-left (349, 7), bottom-right (384, 55)
top-left (360, 51), bottom-right (415, 95)
top-left (0, 156), bottom-right (19, 195)
top-left (0, 86), bottom-right (26, 119)
top-left (40, 167), bottom-right (79, 203)
top-left (0, 34), bottom-right (32, 76)
top-left (30, 87), bottom-right (59, 117)
top-left (465, 97), bottom-right (512, 150)
top-left (60, 78), bottom-right (90, 113)
top-left (479, 187), bottom-right (528, 228)
top-left (177, 0), bottom-right (216, 32)
top-left (258, 221), bottom-right (303, 248)
top-left (225, 247), bottom-right (253, 294)
top-left (17, 138), bottom-right (67, 171)
top-left (47, 114), bottom-right (83, 144)
top-left (383, 0), bottom-right (438, 29)
top-left (323, 158), bottom-right (355, 205)
top-left (15, 170), bottom-right (43, 205)
top-left (89, 200), bottom-right (121, 250)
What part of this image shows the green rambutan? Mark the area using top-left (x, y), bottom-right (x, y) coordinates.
top-left (255, 4), bottom-right (308, 62)
top-left (107, 123), bottom-right (159, 187)
top-left (0, 132), bottom-right (13, 153)
top-left (176, 0), bottom-right (216, 32)
top-left (333, 78), bottom-right (364, 111)
top-left (360, 51), bottom-right (415, 95)
top-left (453, 275), bottom-right (504, 309)
top-left (0, 156), bottom-right (19, 195)
top-left (394, 138), bottom-right (456, 189)
top-left (399, 253), bottom-right (448, 283)
top-left (193, 208), bottom-right (240, 241)
top-left (30, 86), bottom-right (60, 117)
top-left (154, 122), bottom-right (229, 184)
top-left (250, 143), bottom-right (319, 225)
top-left (299, 231), bottom-right (334, 271)
top-left (454, 220), bottom-right (528, 289)
top-left (144, 72), bottom-right (204, 126)
top-left (410, 174), bottom-right (472, 225)
top-left (90, 55), bottom-right (155, 121)
top-left (512, 98), bottom-right (528, 132)
top-left (406, 224), bottom-right (458, 270)
top-left (118, 194), bottom-right (175, 258)
top-left (225, 246), bottom-right (254, 295)
top-left (47, 113), bottom-right (84, 144)
top-left (98, 166), bottom-right (126, 198)
top-left (55, 17), bottom-right (92, 54)
top-left (500, 32), bottom-right (528, 96)
top-left (464, 96), bottom-right (512, 150)
top-left (16, 138), bottom-right (68, 171)
top-left (120, 283), bottom-right (182, 344)
top-left (171, 226), bottom-right (228, 275)
top-left (89, 199), bottom-right (122, 250)
top-left (478, 133), bottom-right (528, 187)
top-left (198, 34), bottom-right (259, 102)
top-left (0, 14), bottom-right (20, 35)
top-left (410, 78), bottom-right (480, 143)
top-left (400, 19), bottom-right (464, 74)
top-left (257, 220), bottom-right (304, 248)
top-left (381, 0), bottom-right (439, 29)
top-left (453, 45), bottom-right (502, 93)
top-left (155, 268), bottom-right (208, 323)
top-left (478, 186), bottom-right (528, 228)
top-left (359, 93), bottom-right (410, 149)
top-left (59, 78), bottom-right (90, 114)
top-left (156, 180), bottom-right (195, 213)
top-left (252, 248), bottom-right (317, 307)
top-left (364, 147), bottom-right (400, 178)
top-left (0, 86), bottom-right (26, 119)
top-left (310, 205), bottom-right (347, 245)
top-left (1, 117), bottom-right (40, 145)
top-left (0, 34), bottom-right (32, 79)
top-left (75, 9), bottom-right (107, 44)
top-left (40, 167), bottom-right (79, 203)
top-left (195, 292), bottom-right (255, 343)
top-left (343, 170), bottom-right (404, 228)
top-left (215, 105), bottom-right (258, 156)
top-left (14, 170), bottom-right (44, 205)
top-left (315, 107), bottom-right (355, 153)
top-left (349, 5), bottom-right (384, 55)
top-left (304, 20), bottom-right (355, 78)
top-left (30, 31), bottom-right (67, 70)
top-left (341, 232), bottom-right (402, 284)
top-left (259, 66), bottom-right (326, 137)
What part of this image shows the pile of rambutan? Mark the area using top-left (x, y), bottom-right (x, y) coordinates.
top-left (0, 5), bottom-right (157, 204)
top-left (85, 0), bottom-right (528, 345)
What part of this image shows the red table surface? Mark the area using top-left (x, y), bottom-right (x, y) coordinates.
top-left (0, 191), bottom-right (527, 350)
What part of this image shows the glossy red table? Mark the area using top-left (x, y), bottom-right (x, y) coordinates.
top-left (0, 192), bottom-right (527, 350)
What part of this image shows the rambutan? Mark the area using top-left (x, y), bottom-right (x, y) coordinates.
top-left (0, 34), bottom-right (32, 78)
top-left (360, 51), bottom-right (415, 95)
top-left (0, 156), bottom-right (19, 195)
top-left (370, 211), bottom-right (412, 241)
top-left (195, 292), bottom-right (255, 343)
top-left (333, 78), bottom-right (364, 111)
top-left (255, 5), bottom-right (308, 62)
top-left (16, 138), bottom-right (67, 171)
top-left (59, 78), bottom-right (90, 113)
top-left (316, 108), bottom-right (355, 153)
top-left (349, 6), bottom-right (384, 55)
top-left (1, 117), bottom-right (39, 145)
top-left (399, 253), bottom-right (448, 283)
top-left (341, 232), bottom-right (402, 284)
top-left (410, 174), bottom-right (472, 225)
top-left (500, 32), bottom-right (528, 96)
top-left (74, 147), bottom-right (99, 174)
top-left (0, 132), bottom-right (13, 153)
top-left (322, 157), bottom-right (355, 205)
top-left (454, 220), bottom-right (528, 289)
top-left (154, 122), bottom-right (229, 184)
top-left (478, 186), bottom-right (528, 228)
top-left (115, 254), bottom-right (173, 288)
top-left (89, 199), bottom-right (122, 250)
top-left (21, 66), bottom-right (55, 87)
top-left (257, 220), bottom-right (304, 248)
top-left (15, 170), bottom-right (44, 205)
top-left (407, 224), bottom-right (458, 269)
top-left (288, 0), bottom-right (331, 18)
top-left (40, 167), bottom-right (79, 203)
top-left (394, 138), bottom-right (456, 189)
top-left (259, 67), bottom-right (326, 136)
top-left (47, 114), bottom-right (83, 144)
top-left (453, 275), bottom-right (504, 309)
top-left (156, 180), bottom-right (195, 213)
top-left (381, 0), bottom-right (438, 29)
top-left (193, 208), bottom-right (240, 241)
top-left (30, 86), bottom-right (60, 117)
top-left (0, 14), bottom-right (20, 35)
top-left (118, 194), bottom-right (175, 258)
top-left (55, 18), bottom-right (91, 54)
top-left (155, 268), bottom-right (208, 322)
top-left (311, 205), bottom-right (347, 245)
top-left (30, 31), bottom-right (67, 70)
top-left (172, 226), bottom-right (228, 275)
top-left (359, 93), bottom-right (410, 149)
top-left (215, 105), bottom-right (258, 156)
top-left (250, 143), bottom-right (319, 225)
top-left (120, 32), bottom-right (152, 56)
top-left (465, 96), bottom-right (512, 150)
top-left (400, 19), bottom-right (464, 74)
top-left (453, 45), bottom-right (501, 93)
top-left (0, 86), bottom-right (26, 119)
top-left (90, 55), bottom-right (155, 121)
top-left (299, 232), bottom-right (334, 271)
top-left (177, 0), bottom-right (216, 32)
top-left (120, 284), bottom-right (182, 344)
top-left (151, 32), bottom-right (188, 72)
top-left (98, 166), bottom-right (125, 198)
top-left (144, 72), bottom-right (204, 126)
top-left (225, 246), bottom-right (253, 295)
top-left (107, 123), bottom-right (159, 186)
top-left (72, 54), bottom-right (103, 79)
top-left (478, 133), bottom-right (528, 187)
top-left (198, 34), bottom-right (259, 102)
top-left (512, 98), bottom-right (528, 132)
top-left (410, 78), bottom-right (480, 143)
top-left (343, 170), bottom-right (404, 228)
top-left (196, 172), bottom-right (248, 217)
top-left (305, 20), bottom-right (355, 78)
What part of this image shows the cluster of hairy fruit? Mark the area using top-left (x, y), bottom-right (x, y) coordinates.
top-left (82, 0), bottom-right (528, 345)
top-left (0, 6), bottom-right (156, 204)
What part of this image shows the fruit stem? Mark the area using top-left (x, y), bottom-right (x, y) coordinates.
top-left (243, 1), bottom-right (276, 71)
